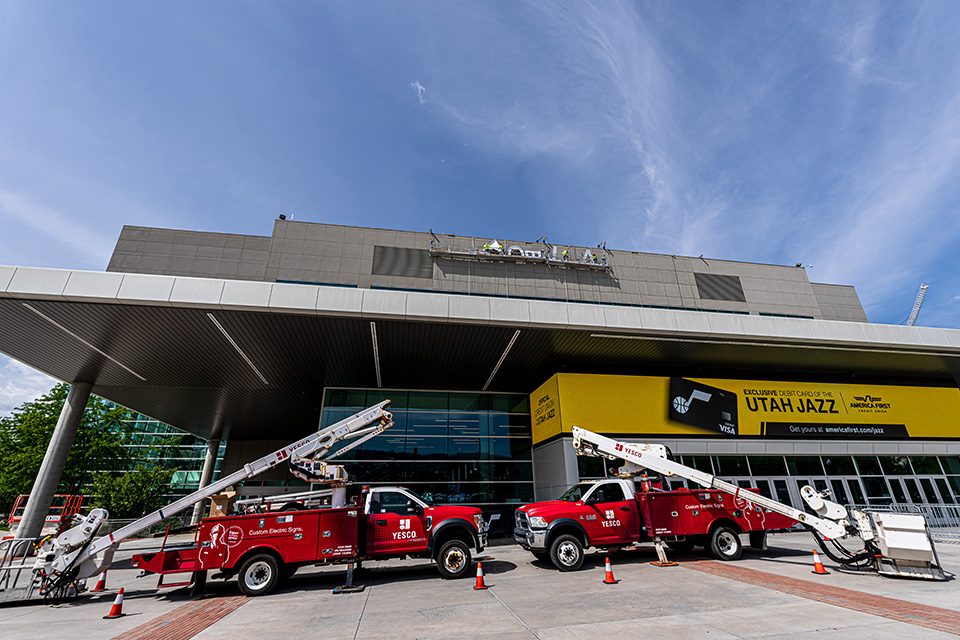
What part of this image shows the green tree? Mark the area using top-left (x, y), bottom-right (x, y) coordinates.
top-left (0, 384), bottom-right (174, 518)
top-left (90, 465), bottom-right (176, 519)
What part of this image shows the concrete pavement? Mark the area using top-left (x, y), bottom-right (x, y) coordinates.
top-left (1, 532), bottom-right (957, 640)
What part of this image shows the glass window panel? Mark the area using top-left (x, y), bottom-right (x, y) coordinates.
top-left (787, 456), bottom-right (824, 476)
top-left (935, 478), bottom-right (953, 503)
top-left (405, 413), bottom-right (448, 436)
top-left (578, 456), bottom-right (606, 479)
top-left (404, 436), bottom-right (447, 459)
top-left (714, 456), bottom-right (749, 476)
top-left (853, 456), bottom-right (882, 475)
top-left (485, 438), bottom-right (532, 460)
top-left (489, 394), bottom-right (529, 413)
top-left (846, 479), bottom-right (865, 504)
top-left (448, 393), bottom-right (486, 412)
top-left (446, 461), bottom-right (489, 482)
top-left (736, 480), bottom-right (753, 488)
top-left (343, 461), bottom-right (406, 483)
top-left (889, 478), bottom-right (907, 503)
top-left (487, 414), bottom-right (530, 437)
top-left (748, 456), bottom-right (787, 476)
top-left (940, 457), bottom-right (960, 474)
top-left (813, 479), bottom-right (828, 491)
top-left (492, 461), bottom-right (532, 482)
top-left (862, 477), bottom-right (891, 500)
top-left (492, 483), bottom-right (534, 504)
top-left (777, 480), bottom-right (800, 508)
top-left (448, 413), bottom-right (483, 437)
top-left (361, 434), bottom-right (407, 459)
top-left (878, 456), bottom-right (911, 475)
top-left (682, 456), bottom-right (714, 473)
top-left (829, 479), bottom-right (849, 505)
top-left (327, 389), bottom-right (367, 410)
top-left (947, 476), bottom-right (960, 496)
top-left (911, 456), bottom-right (943, 474)
top-left (920, 478), bottom-right (940, 503)
top-left (755, 480), bottom-right (772, 499)
top-left (366, 389), bottom-right (406, 409)
top-left (904, 478), bottom-right (925, 502)
top-left (449, 438), bottom-right (481, 459)
top-left (407, 392), bottom-right (448, 411)
top-left (822, 456), bottom-right (856, 476)
top-left (669, 480), bottom-right (687, 490)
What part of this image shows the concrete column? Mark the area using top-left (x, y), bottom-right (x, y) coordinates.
top-left (15, 381), bottom-right (93, 540)
top-left (190, 436), bottom-right (222, 524)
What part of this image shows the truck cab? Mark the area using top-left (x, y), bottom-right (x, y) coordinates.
top-left (363, 486), bottom-right (486, 578)
top-left (515, 479), bottom-right (640, 570)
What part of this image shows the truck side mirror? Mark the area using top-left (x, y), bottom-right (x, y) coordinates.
top-left (406, 502), bottom-right (422, 515)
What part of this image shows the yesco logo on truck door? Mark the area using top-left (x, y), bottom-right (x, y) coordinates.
top-left (601, 510), bottom-right (621, 527)
top-left (393, 518), bottom-right (417, 540)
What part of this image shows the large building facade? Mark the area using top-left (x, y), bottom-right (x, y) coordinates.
top-left (2, 219), bottom-right (959, 535)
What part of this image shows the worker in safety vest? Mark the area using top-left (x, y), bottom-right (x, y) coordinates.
top-left (562, 249), bottom-right (568, 261)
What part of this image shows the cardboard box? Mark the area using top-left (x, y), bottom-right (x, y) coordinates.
top-left (208, 491), bottom-right (237, 518)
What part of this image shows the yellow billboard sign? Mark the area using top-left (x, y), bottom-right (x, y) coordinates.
top-left (529, 373), bottom-right (960, 444)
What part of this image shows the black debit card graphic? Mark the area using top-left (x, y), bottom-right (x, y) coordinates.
top-left (669, 378), bottom-right (739, 436)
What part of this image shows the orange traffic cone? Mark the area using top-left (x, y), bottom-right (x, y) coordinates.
top-left (811, 549), bottom-right (829, 575)
top-left (103, 587), bottom-right (126, 619)
top-left (473, 562), bottom-right (488, 590)
top-left (602, 556), bottom-right (619, 584)
top-left (91, 570), bottom-right (108, 592)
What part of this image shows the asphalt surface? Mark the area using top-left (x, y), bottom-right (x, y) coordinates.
top-left (1, 531), bottom-right (957, 639)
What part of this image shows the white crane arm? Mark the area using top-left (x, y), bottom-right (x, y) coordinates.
top-left (570, 426), bottom-right (848, 540)
top-left (73, 401), bottom-right (393, 567)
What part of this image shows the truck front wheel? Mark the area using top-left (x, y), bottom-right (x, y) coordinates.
top-left (709, 526), bottom-right (742, 561)
top-left (550, 534), bottom-right (584, 571)
top-left (237, 554), bottom-right (281, 596)
top-left (436, 539), bottom-right (472, 579)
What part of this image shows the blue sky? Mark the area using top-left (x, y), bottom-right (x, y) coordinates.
top-left (2, 1), bottom-right (960, 413)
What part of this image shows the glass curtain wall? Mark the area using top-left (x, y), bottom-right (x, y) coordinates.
top-left (321, 389), bottom-right (533, 534)
top-left (123, 415), bottom-right (224, 499)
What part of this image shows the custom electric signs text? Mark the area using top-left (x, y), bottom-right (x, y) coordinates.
top-left (529, 373), bottom-right (960, 443)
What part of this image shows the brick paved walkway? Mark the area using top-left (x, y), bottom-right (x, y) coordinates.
top-left (682, 557), bottom-right (960, 636)
top-left (109, 594), bottom-right (249, 640)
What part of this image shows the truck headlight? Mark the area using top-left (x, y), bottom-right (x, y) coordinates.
top-left (528, 516), bottom-right (548, 529)
top-left (473, 514), bottom-right (484, 530)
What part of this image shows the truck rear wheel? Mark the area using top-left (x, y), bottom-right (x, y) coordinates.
top-left (237, 554), bottom-right (281, 596)
top-left (550, 534), bottom-right (584, 571)
top-left (436, 539), bottom-right (472, 579)
top-left (709, 526), bottom-right (742, 561)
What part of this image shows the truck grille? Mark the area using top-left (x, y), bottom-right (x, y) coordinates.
top-left (516, 510), bottom-right (528, 529)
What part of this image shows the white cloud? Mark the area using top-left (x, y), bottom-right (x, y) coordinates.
top-left (0, 187), bottom-right (115, 267)
top-left (0, 356), bottom-right (57, 417)
top-left (411, 80), bottom-right (427, 105)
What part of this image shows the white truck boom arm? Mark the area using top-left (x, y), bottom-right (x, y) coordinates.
top-left (70, 401), bottom-right (393, 571)
top-left (570, 426), bottom-right (848, 540)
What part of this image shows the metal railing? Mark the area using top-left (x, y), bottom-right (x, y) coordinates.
top-left (852, 503), bottom-right (960, 543)
top-left (0, 538), bottom-right (38, 597)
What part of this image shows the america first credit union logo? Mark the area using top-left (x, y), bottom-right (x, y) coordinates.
top-left (850, 395), bottom-right (891, 412)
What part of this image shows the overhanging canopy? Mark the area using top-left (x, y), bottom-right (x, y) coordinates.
top-left (2, 265), bottom-right (959, 441)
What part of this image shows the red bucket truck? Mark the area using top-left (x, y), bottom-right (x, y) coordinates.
top-left (132, 485), bottom-right (485, 595)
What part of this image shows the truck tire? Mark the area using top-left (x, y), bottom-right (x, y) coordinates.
top-left (237, 554), bottom-right (281, 596)
top-left (436, 539), bottom-right (472, 579)
top-left (709, 526), bottom-right (742, 561)
top-left (550, 534), bottom-right (584, 571)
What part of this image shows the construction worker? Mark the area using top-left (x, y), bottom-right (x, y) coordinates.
top-left (483, 243), bottom-right (491, 252)
top-left (562, 249), bottom-right (568, 261)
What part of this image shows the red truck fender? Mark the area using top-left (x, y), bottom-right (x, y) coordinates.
top-left (427, 518), bottom-right (481, 555)
top-left (544, 518), bottom-right (589, 550)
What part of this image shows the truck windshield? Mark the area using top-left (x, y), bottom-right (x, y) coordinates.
top-left (558, 484), bottom-right (592, 502)
top-left (403, 489), bottom-right (433, 506)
